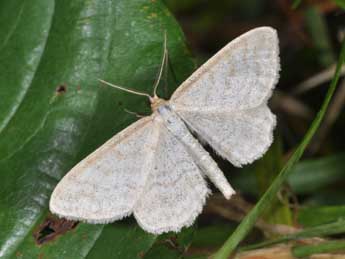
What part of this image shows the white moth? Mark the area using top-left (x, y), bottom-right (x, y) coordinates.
top-left (50, 27), bottom-right (279, 234)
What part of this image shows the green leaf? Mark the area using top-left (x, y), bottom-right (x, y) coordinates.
top-left (191, 224), bottom-right (237, 248)
top-left (288, 153), bottom-right (345, 195)
top-left (292, 240), bottom-right (345, 258)
top-left (86, 224), bottom-right (156, 259)
top-left (0, 0), bottom-right (195, 258)
top-left (298, 205), bottom-right (345, 227)
top-left (213, 37), bottom-right (345, 259)
top-left (304, 190), bottom-right (345, 206)
top-left (143, 226), bottom-right (196, 259)
top-left (144, 245), bottom-right (181, 259)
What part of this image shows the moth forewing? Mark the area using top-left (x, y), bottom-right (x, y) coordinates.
top-left (49, 116), bottom-right (157, 223)
top-left (170, 27), bottom-right (279, 111)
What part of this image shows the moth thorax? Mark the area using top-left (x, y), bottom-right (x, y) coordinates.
top-left (150, 96), bottom-right (167, 112)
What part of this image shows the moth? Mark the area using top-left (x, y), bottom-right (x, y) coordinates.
top-left (50, 27), bottom-right (280, 234)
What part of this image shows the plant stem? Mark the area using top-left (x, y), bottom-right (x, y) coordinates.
top-left (292, 240), bottom-right (345, 258)
top-left (240, 218), bottom-right (345, 251)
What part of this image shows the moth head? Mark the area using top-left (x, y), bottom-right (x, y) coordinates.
top-left (99, 32), bottom-right (169, 114)
top-left (150, 95), bottom-right (167, 112)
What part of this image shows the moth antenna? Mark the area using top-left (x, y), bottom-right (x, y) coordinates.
top-left (163, 44), bottom-right (169, 97)
top-left (98, 79), bottom-right (153, 102)
top-left (153, 31), bottom-right (168, 98)
top-left (124, 108), bottom-right (146, 118)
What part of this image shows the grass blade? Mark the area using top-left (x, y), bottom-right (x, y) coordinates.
top-left (213, 39), bottom-right (345, 259)
top-left (292, 240), bottom-right (345, 258)
top-left (240, 219), bottom-right (345, 251)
